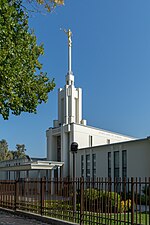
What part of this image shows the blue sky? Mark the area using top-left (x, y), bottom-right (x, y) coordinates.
top-left (1, 0), bottom-right (150, 157)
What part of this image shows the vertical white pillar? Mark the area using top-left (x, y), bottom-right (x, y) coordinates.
top-left (71, 86), bottom-right (75, 123)
top-left (68, 45), bottom-right (72, 73)
top-left (58, 89), bottom-right (61, 124)
top-left (78, 88), bottom-right (82, 124)
top-left (26, 170), bottom-right (29, 179)
top-left (65, 88), bottom-right (68, 124)
top-left (38, 170), bottom-right (40, 179)
top-left (46, 129), bottom-right (53, 160)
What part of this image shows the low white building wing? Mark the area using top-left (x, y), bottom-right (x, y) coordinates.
top-left (0, 158), bottom-right (64, 180)
top-left (76, 137), bottom-right (150, 179)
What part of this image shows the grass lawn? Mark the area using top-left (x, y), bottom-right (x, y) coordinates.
top-left (44, 208), bottom-right (149, 225)
top-left (15, 200), bottom-right (150, 225)
top-left (81, 212), bottom-right (149, 225)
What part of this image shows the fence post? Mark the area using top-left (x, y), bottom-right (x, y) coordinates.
top-left (14, 180), bottom-right (17, 211)
top-left (73, 153), bottom-right (77, 219)
top-left (40, 178), bottom-right (45, 216)
top-left (131, 177), bottom-right (134, 225)
top-left (80, 177), bottom-right (84, 225)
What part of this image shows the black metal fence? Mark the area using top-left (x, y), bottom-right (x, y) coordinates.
top-left (0, 177), bottom-right (149, 225)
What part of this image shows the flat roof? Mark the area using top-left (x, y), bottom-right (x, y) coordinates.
top-left (79, 137), bottom-right (149, 151)
top-left (0, 161), bottom-right (64, 171)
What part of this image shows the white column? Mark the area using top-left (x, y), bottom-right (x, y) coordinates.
top-left (78, 88), bottom-right (82, 124)
top-left (70, 85), bottom-right (75, 123)
top-left (38, 170), bottom-right (41, 179)
top-left (58, 89), bottom-right (61, 124)
top-left (68, 45), bottom-right (72, 73)
top-left (65, 88), bottom-right (68, 124)
top-left (26, 170), bottom-right (29, 179)
top-left (46, 129), bottom-right (53, 160)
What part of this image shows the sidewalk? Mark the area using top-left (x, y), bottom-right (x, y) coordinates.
top-left (0, 210), bottom-right (50, 225)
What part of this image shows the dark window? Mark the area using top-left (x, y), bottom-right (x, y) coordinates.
top-left (114, 151), bottom-right (119, 178)
top-left (86, 154), bottom-right (90, 178)
top-left (122, 150), bottom-right (127, 178)
top-left (92, 154), bottom-right (96, 179)
top-left (81, 155), bottom-right (84, 177)
top-left (108, 152), bottom-right (111, 178)
top-left (89, 136), bottom-right (93, 147)
top-left (107, 139), bottom-right (110, 144)
top-left (57, 136), bottom-right (61, 162)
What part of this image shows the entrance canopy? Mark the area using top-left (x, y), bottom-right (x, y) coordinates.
top-left (0, 161), bottom-right (64, 171)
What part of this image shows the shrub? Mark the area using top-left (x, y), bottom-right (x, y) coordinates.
top-left (45, 200), bottom-right (72, 211)
top-left (101, 191), bottom-right (121, 213)
top-left (142, 185), bottom-right (150, 196)
top-left (83, 188), bottom-right (121, 213)
top-left (120, 199), bottom-right (131, 212)
top-left (84, 188), bottom-right (100, 201)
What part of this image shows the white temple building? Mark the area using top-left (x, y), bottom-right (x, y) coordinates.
top-left (0, 29), bottom-right (150, 180)
top-left (46, 29), bottom-right (135, 178)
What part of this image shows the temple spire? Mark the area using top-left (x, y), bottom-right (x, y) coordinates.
top-left (67, 29), bottom-right (72, 73)
top-left (61, 28), bottom-right (73, 74)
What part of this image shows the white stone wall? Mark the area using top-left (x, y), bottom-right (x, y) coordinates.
top-left (76, 138), bottom-right (150, 179)
top-left (46, 123), bottom-right (134, 178)
top-left (57, 84), bottom-right (83, 126)
top-left (73, 123), bottom-right (134, 149)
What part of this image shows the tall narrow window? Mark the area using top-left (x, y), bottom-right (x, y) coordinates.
top-left (7, 164), bottom-right (10, 180)
top-left (92, 154), bottom-right (96, 179)
top-left (86, 154), bottom-right (90, 179)
top-left (81, 155), bottom-right (84, 177)
top-left (107, 139), bottom-right (110, 144)
top-left (57, 136), bottom-right (61, 162)
top-left (61, 98), bottom-right (64, 124)
top-left (122, 150), bottom-right (127, 178)
top-left (108, 152), bottom-right (111, 178)
top-left (75, 98), bottom-right (78, 123)
top-left (89, 136), bottom-right (93, 147)
top-left (114, 151), bottom-right (119, 178)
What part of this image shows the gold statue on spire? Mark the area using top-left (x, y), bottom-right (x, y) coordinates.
top-left (60, 28), bottom-right (72, 47)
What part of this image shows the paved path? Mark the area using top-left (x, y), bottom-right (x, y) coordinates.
top-left (0, 210), bottom-right (50, 225)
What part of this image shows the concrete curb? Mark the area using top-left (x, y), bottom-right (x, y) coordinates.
top-left (0, 207), bottom-right (79, 225)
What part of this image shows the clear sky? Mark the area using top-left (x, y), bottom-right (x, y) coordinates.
top-left (1, 0), bottom-right (150, 157)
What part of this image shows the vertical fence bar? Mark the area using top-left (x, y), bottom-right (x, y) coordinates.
top-left (138, 177), bottom-right (141, 225)
top-left (40, 178), bottom-right (44, 216)
top-left (40, 178), bottom-right (42, 215)
top-left (145, 177), bottom-right (148, 225)
top-left (0, 181), bottom-right (1, 207)
top-left (16, 179), bottom-right (19, 210)
top-left (77, 178), bottom-right (79, 223)
top-left (14, 180), bottom-right (17, 211)
top-left (124, 177), bottom-right (127, 224)
top-left (148, 177), bottom-right (150, 224)
top-left (135, 177), bottom-right (137, 224)
top-left (131, 177), bottom-right (134, 225)
top-left (80, 177), bottom-right (84, 225)
top-left (73, 153), bottom-right (76, 220)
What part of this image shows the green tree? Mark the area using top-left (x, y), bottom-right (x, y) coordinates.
top-left (11, 144), bottom-right (27, 159)
top-left (0, 139), bottom-right (13, 161)
top-left (25, 0), bottom-right (64, 12)
top-left (0, 0), bottom-right (56, 120)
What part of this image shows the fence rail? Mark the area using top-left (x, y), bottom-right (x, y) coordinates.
top-left (0, 177), bottom-right (149, 225)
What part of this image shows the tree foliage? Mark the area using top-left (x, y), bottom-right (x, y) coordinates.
top-left (27, 0), bottom-right (64, 12)
top-left (0, 139), bottom-right (28, 161)
top-left (0, 139), bottom-right (13, 161)
top-left (11, 144), bottom-right (27, 159)
top-left (0, 0), bottom-right (56, 119)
